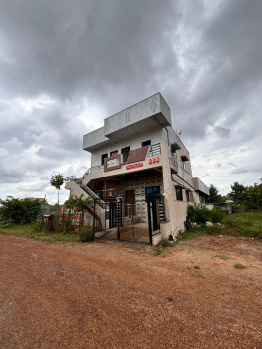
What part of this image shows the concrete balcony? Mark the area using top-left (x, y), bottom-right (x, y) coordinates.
top-left (193, 177), bottom-right (210, 196)
top-left (83, 144), bottom-right (161, 177)
top-left (81, 143), bottom-right (164, 186)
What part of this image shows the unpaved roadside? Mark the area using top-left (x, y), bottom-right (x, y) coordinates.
top-left (0, 234), bottom-right (261, 349)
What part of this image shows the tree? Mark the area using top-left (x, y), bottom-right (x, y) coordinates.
top-left (0, 197), bottom-right (41, 224)
top-left (227, 182), bottom-right (247, 205)
top-left (50, 174), bottom-right (65, 209)
top-left (65, 194), bottom-right (93, 227)
top-left (244, 183), bottom-right (262, 210)
top-left (206, 184), bottom-right (226, 203)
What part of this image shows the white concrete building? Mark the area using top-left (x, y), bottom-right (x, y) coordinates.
top-left (66, 93), bottom-right (209, 244)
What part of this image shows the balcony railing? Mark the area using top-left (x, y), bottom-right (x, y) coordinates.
top-left (146, 143), bottom-right (161, 157)
top-left (82, 143), bottom-right (162, 177)
top-left (83, 165), bottom-right (104, 177)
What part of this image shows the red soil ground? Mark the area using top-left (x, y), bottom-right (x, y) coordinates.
top-left (0, 234), bottom-right (261, 348)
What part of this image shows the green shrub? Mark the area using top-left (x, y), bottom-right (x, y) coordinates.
top-left (187, 205), bottom-right (198, 223)
top-left (210, 206), bottom-right (225, 223)
top-left (32, 218), bottom-right (52, 234)
top-left (187, 205), bottom-right (211, 224)
top-left (0, 197), bottom-right (41, 224)
top-left (79, 225), bottom-right (94, 242)
top-left (187, 204), bottom-right (225, 225)
top-left (231, 205), bottom-right (242, 213)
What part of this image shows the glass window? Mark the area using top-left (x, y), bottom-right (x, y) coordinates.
top-left (176, 188), bottom-right (183, 201)
top-left (145, 186), bottom-right (160, 201)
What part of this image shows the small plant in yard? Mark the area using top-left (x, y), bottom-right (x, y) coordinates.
top-left (193, 265), bottom-right (200, 269)
top-left (152, 240), bottom-right (173, 257)
top-left (234, 263), bottom-right (246, 269)
top-left (215, 254), bottom-right (230, 260)
top-left (79, 225), bottom-right (94, 242)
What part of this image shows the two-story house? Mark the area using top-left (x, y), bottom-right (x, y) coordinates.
top-left (66, 93), bottom-right (209, 244)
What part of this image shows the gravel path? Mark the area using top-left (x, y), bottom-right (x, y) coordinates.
top-left (0, 234), bottom-right (261, 348)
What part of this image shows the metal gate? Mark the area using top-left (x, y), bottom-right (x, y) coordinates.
top-left (92, 194), bottom-right (165, 245)
top-left (147, 194), bottom-right (165, 245)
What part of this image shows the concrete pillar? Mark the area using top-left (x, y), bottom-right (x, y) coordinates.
top-left (161, 141), bottom-right (177, 233)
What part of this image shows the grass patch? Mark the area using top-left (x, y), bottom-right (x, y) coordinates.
top-left (178, 213), bottom-right (262, 241)
top-left (0, 224), bottom-right (80, 244)
top-left (177, 230), bottom-right (205, 241)
top-left (215, 254), bottom-right (230, 260)
top-left (223, 212), bottom-right (262, 239)
top-left (234, 263), bottom-right (246, 269)
top-left (152, 241), bottom-right (173, 257)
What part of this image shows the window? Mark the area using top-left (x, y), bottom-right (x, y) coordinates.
top-left (110, 150), bottom-right (118, 156)
top-left (142, 140), bottom-right (151, 147)
top-left (145, 186), bottom-right (160, 201)
top-left (186, 191), bottom-right (190, 202)
top-left (181, 155), bottom-right (189, 170)
top-left (101, 153), bottom-right (108, 165)
top-left (121, 146), bottom-right (130, 162)
top-left (176, 187), bottom-right (183, 201)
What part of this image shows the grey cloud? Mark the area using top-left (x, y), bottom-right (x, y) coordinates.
top-left (231, 168), bottom-right (249, 175)
top-left (0, 0), bottom-right (179, 104)
top-left (214, 126), bottom-right (230, 138)
top-left (228, 162), bottom-right (237, 168)
top-left (17, 181), bottom-right (48, 192)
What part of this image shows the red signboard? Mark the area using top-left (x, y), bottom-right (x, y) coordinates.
top-left (126, 162), bottom-right (143, 170)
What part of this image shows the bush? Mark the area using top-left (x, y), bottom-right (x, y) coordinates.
top-left (210, 206), bottom-right (225, 223)
top-left (187, 204), bottom-right (211, 224)
top-left (187, 204), bottom-right (224, 225)
top-left (32, 218), bottom-right (51, 234)
top-left (0, 197), bottom-right (41, 225)
top-left (79, 225), bottom-right (94, 242)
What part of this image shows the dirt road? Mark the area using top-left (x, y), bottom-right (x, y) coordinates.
top-left (0, 234), bottom-right (261, 348)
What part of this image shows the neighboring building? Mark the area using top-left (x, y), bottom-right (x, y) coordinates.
top-left (66, 93), bottom-right (209, 244)
top-left (213, 200), bottom-right (235, 212)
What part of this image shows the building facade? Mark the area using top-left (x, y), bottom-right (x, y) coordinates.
top-left (66, 93), bottom-right (209, 244)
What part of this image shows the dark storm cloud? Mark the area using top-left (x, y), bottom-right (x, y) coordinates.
top-left (164, 0), bottom-right (262, 144)
top-left (0, 0), bottom-right (179, 105)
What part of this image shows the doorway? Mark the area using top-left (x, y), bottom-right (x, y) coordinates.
top-left (125, 189), bottom-right (135, 216)
top-left (121, 147), bottom-right (130, 163)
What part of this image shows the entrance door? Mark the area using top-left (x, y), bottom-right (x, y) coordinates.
top-left (125, 189), bottom-right (135, 216)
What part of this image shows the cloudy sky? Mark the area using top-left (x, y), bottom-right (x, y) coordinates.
top-left (0, 0), bottom-right (261, 204)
